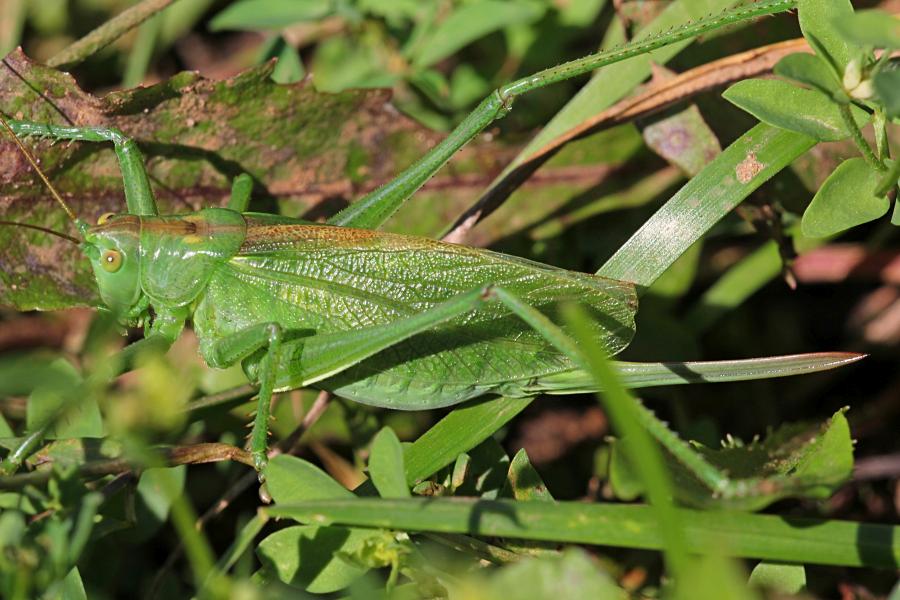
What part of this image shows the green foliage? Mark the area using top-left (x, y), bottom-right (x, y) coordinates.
top-left (610, 410), bottom-right (854, 510)
top-left (725, 0), bottom-right (900, 238)
top-left (209, 0), bottom-right (333, 31)
top-left (722, 79), bottom-right (868, 142)
top-left (1, 0), bottom-right (899, 598)
top-left (801, 158), bottom-right (891, 237)
top-left (368, 427), bottom-right (411, 499)
top-left (833, 10), bottom-right (900, 49)
top-left (748, 562), bottom-right (807, 594)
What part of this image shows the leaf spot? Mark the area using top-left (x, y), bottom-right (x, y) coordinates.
top-left (736, 152), bottom-right (763, 184)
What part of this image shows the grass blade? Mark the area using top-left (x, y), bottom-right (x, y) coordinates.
top-left (599, 124), bottom-right (815, 288)
top-left (265, 498), bottom-right (900, 568)
top-left (562, 304), bottom-right (689, 577)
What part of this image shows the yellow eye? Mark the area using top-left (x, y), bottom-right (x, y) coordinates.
top-left (97, 212), bottom-right (116, 225)
top-left (101, 249), bottom-right (122, 272)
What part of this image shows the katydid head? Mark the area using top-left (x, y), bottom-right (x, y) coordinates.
top-left (1, 114), bottom-right (144, 317)
top-left (83, 214), bottom-right (143, 317)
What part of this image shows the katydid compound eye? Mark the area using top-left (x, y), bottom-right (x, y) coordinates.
top-left (101, 249), bottom-right (122, 272)
top-left (97, 212), bottom-right (115, 225)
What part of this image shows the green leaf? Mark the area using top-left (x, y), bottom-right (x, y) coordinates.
top-left (0, 414), bottom-right (12, 438)
top-left (209, 0), bottom-right (333, 31)
top-left (642, 104), bottom-right (721, 176)
top-left (682, 554), bottom-right (760, 600)
top-left (0, 510), bottom-right (26, 546)
top-left (260, 36), bottom-right (305, 84)
top-left (256, 525), bottom-right (376, 593)
top-left (501, 449), bottom-right (553, 501)
top-left (311, 34), bottom-right (398, 92)
top-left (265, 455), bottom-right (354, 504)
top-left (608, 441), bottom-right (643, 501)
top-left (452, 437), bottom-right (509, 499)
top-left (266, 497), bottom-right (900, 568)
top-left (802, 158), bottom-right (890, 238)
top-left (773, 52), bottom-right (842, 95)
top-left (798, 0), bottom-right (856, 73)
top-left (57, 567), bottom-right (87, 600)
top-left (368, 427), bottom-right (410, 499)
top-left (723, 79), bottom-right (868, 142)
top-left (0, 353), bottom-right (68, 396)
top-left (875, 69), bottom-right (900, 119)
top-left (26, 359), bottom-right (102, 440)
top-left (133, 466), bottom-right (187, 541)
top-left (401, 397), bottom-right (532, 486)
top-left (476, 549), bottom-right (625, 599)
top-left (833, 10), bottom-right (900, 49)
top-left (410, 1), bottom-right (544, 69)
top-left (748, 562), bottom-right (806, 594)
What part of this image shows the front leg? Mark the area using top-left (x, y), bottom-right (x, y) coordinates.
top-left (205, 323), bottom-right (283, 471)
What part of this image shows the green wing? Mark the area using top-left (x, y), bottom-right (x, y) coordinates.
top-left (193, 222), bottom-right (637, 409)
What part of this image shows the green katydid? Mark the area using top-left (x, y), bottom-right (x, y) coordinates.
top-left (0, 0), bottom-right (860, 485)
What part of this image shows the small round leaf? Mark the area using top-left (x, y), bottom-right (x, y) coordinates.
top-left (801, 158), bottom-right (890, 238)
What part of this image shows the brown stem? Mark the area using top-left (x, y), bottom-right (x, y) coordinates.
top-left (0, 442), bottom-right (253, 490)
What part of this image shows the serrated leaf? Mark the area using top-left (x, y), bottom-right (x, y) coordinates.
top-left (611, 410), bottom-right (854, 510)
top-left (833, 10), bottom-right (900, 49)
top-left (368, 427), bottom-right (409, 499)
top-left (0, 50), bottom-right (449, 310)
top-left (265, 454), bottom-right (353, 504)
top-left (209, 0), bottom-right (333, 31)
top-left (798, 0), bottom-right (856, 73)
top-left (723, 79), bottom-right (868, 142)
top-left (256, 525), bottom-right (376, 593)
top-left (802, 157), bottom-right (890, 238)
top-left (773, 52), bottom-right (842, 95)
top-left (410, 1), bottom-right (544, 69)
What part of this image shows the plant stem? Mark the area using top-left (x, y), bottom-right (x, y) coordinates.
top-left (0, 442), bottom-right (253, 490)
top-left (48, 0), bottom-right (180, 69)
top-left (840, 103), bottom-right (884, 171)
top-left (876, 157), bottom-right (900, 197)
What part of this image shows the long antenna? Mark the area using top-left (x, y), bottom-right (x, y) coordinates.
top-left (0, 220), bottom-right (80, 244)
top-left (0, 114), bottom-right (78, 223)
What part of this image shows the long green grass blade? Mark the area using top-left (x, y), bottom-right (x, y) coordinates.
top-left (563, 304), bottom-right (689, 578)
top-left (599, 124), bottom-right (816, 288)
top-left (265, 498), bottom-right (900, 568)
